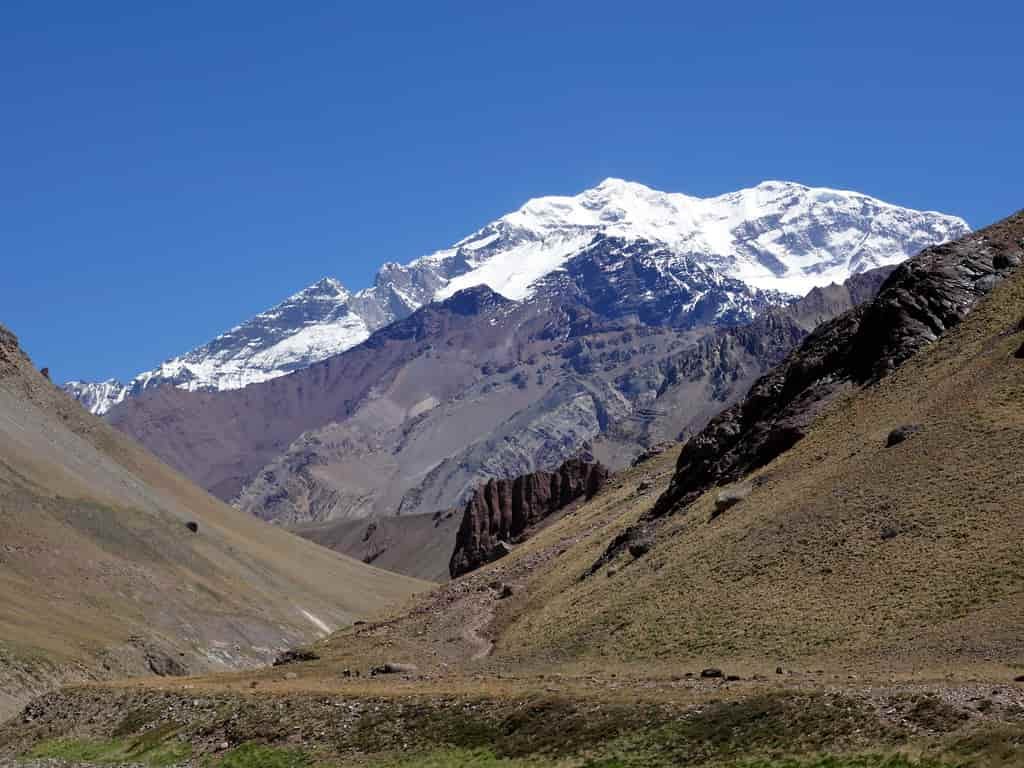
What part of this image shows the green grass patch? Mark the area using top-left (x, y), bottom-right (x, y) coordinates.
top-left (369, 750), bottom-right (959, 768)
top-left (206, 742), bottom-right (311, 768)
top-left (28, 731), bottom-right (191, 767)
top-left (372, 746), bottom-right (573, 766)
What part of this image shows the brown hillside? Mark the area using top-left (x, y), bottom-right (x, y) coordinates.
top-left (0, 325), bottom-right (425, 719)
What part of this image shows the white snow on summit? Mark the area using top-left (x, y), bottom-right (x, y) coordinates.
top-left (432, 178), bottom-right (969, 300)
top-left (66, 179), bottom-right (969, 414)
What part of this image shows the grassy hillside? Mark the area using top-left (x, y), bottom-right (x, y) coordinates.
top-left (0, 324), bottom-right (426, 718)
top-left (491, 236), bottom-right (1024, 677)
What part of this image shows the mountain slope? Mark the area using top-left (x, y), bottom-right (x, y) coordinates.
top-left (66, 179), bottom-right (968, 414)
top-left (109, 259), bottom-right (888, 527)
top-left (0, 324), bottom-right (425, 719)
top-left (494, 212), bottom-right (1024, 674)
top-left (282, 209), bottom-right (1023, 683)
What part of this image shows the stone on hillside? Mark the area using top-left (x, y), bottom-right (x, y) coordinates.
top-left (712, 483), bottom-right (752, 519)
top-left (185, 521), bottom-right (199, 533)
top-left (628, 539), bottom-right (651, 558)
top-left (886, 425), bottom-right (921, 447)
top-left (372, 662), bottom-right (418, 676)
top-left (493, 540), bottom-right (514, 559)
top-left (1015, 341), bottom-right (1024, 359)
top-left (700, 668), bottom-right (724, 679)
top-left (273, 648), bottom-right (320, 666)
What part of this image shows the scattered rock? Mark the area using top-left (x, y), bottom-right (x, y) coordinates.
top-left (185, 521), bottom-right (199, 533)
top-left (628, 539), bottom-right (651, 558)
top-left (361, 521), bottom-right (378, 542)
top-left (499, 584), bottom-right (514, 599)
top-left (39, 367), bottom-right (50, 381)
top-left (886, 424), bottom-right (921, 447)
top-left (371, 662), bottom-right (419, 676)
top-left (711, 482), bottom-right (752, 519)
top-left (700, 668), bottom-right (724, 679)
top-left (637, 481), bottom-right (653, 493)
top-left (631, 443), bottom-right (673, 466)
top-left (606, 567), bottom-right (617, 577)
top-left (726, 674), bottom-right (741, 681)
top-left (776, 666), bottom-right (784, 675)
top-left (1014, 675), bottom-right (1024, 683)
top-left (283, 672), bottom-right (298, 681)
top-left (273, 648), bottom-right (320, 666)
top-left (1015, 341), bottom-right (1024, 359)
top-left (145, 652), bottom-right (187, 677)
top-left (994, 252), bottom-right (1022, 270)
top-left (880, 526), bottom-right (899, 541)
top-left (493, 540), bottom-right (514, 559)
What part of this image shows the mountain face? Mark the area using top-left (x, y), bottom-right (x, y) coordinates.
top-left (65, 278), bottom-right (370, 414)
top-left (66, 179), bottom-right (968, 414)
top-left (0, 322), bottom-right (425, 718)
top-left (651, 210), bottom-right (1023, 519)
top-left (585, 210), bottom-right (1024, 573)
top-left (110, 262), bottom-right (892, 530)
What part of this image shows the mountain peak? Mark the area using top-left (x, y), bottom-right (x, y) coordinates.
top-left (298, 276), bottom-right (350, 299)
top-left (65, 179), bottom-right (969, 414)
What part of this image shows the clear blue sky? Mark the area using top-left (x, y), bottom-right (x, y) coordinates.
top-left (3, 1), bottom-right (1021, 383)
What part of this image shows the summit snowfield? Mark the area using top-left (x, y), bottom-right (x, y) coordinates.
top-left (66, 179), bottom-right (969, 414)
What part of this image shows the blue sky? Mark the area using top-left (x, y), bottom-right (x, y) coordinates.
top-left (3, 1), bottom-right (1021, 383)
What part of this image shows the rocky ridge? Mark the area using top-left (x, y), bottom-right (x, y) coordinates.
top-left (449, 456), bottom-right (610, 577)
top-left (649, 209), bottom-right (1024, 520)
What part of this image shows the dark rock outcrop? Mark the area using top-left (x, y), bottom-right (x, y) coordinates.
top-left (449, 457), bottom-right (609, 577)
top-left (272, 648), bottom-right (321, 666)
top-left (886, 425), bottom-right (921, 447)
top-left (651, 212), bottom-right (1023, 518)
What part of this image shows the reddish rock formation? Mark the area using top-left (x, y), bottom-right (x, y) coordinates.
top-left (449, 457), bottom-right (609, 578)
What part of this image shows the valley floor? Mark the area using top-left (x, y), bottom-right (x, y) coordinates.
top-left (2, 671), bottom-right (1024, 767)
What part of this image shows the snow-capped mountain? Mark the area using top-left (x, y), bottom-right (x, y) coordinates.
top-left (63, 379), bottom-right (130, 415)
top-left (66, 179), bottom-right (969, 415)
top-left (68, 278), bottom-right (370, 414)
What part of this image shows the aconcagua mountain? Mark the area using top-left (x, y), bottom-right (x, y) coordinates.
top-left (66, 179), bottom-right (968, 414)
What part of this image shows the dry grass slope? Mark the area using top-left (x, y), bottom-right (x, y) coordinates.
top-left (495, 249), bottom-right (1024, 677)
top-left (0, 324), bottom-right (427, 718)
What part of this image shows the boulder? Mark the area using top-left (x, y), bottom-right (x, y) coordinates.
top-left (700, 668), bottom-right (724, 679)
top-left (711, 482), bottom-right (752, 519)
top-left (372, 662), bottom-right (419, 676)
top-left (185, 521), bottom-right (199, 533)
top-left (273, 648), bottom-right (320, 666)
top-left (886, 425), bottom-right (921, 447)
top-left (628, 540), bottom-right (651, 558)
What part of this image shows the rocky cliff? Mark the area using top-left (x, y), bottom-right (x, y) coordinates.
top-left (651, 210), bottom-right (1024, 519)
top-left (449, 456), bottom-right (609, 577)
